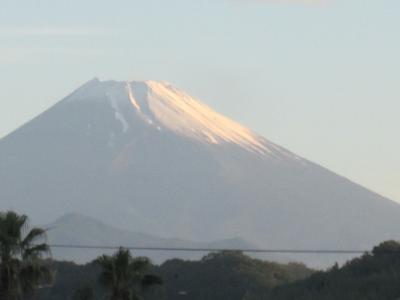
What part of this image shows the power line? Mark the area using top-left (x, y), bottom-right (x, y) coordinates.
top-left (48, 244), bottom-right (371, 255)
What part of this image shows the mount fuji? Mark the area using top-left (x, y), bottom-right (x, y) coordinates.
top-left (1, 78), bottom-right (399, 266)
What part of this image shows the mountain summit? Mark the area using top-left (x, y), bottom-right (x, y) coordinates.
top-left (1, 78), bottom-right (400, 267)
top-left (69, 78), bottom-right (298, 159)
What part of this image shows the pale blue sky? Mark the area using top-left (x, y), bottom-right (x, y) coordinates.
top-left (0, 0), bottom-right (399, 202)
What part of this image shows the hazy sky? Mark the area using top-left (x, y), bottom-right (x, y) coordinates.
top-left (0, 0), bottom-right (399, 202)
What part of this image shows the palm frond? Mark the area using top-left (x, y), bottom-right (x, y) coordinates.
top-left (96, 248), bottom-right (162, 300)
top-left (21, 227), bottom-right (47, 249)
top-left (23, 243), bottom-right (51, 260)
top-left (0, 211), bottom-right (51, 299)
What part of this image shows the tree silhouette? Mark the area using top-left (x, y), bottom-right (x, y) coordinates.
top-left (97, 248), bottom-right (161, 300)
top-left (0, 211), bottom-right (52, 300)
top-left (73, 285), bottom-right (95, 300)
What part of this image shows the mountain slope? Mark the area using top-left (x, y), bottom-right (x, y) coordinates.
top-left (1, 78), bottom-right (400, 267)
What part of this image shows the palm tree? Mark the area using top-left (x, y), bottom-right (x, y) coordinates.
top-left (0, 211), bottom-right (52, 300)
top-left (97, 248), bottom-right (162, 300)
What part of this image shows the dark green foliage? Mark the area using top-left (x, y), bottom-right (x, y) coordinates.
top-left (265, 241), bottom-right (400, 300)
top-left (149, 251), bottom-right (312, 300)
top-left (37, 260), bottom-right (104, 300)
top-left (37, 251), bottom-right (162, 300)
top-left (0, 211), bottom-right (52, 300)
top-left (73, 285), bottom-right (94, 300)
top-left (36, 251), bottom-right (312, 300)
top-left (38, 242), bottom-right (400, 300)
top-left (97, 248), bottom-right (161, 300)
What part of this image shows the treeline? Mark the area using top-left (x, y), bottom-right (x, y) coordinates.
top-left (0, 211), bottom-right (160, 300)
top-left (1, 210), bottom-right (312, 300)
top-left (4, 210), bottom-right (400, 300)
top-left (36, 241), bottom-right (400, 300)
top-left (261, 241), bottom-right (400, 300)
top-left (37, 251), bottom-right (313, 300)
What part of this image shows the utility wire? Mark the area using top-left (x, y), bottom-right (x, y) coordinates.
top-left (48, 244), bottom-right (371, 255)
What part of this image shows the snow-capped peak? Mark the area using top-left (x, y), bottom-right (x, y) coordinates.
top-left (67, 78), bottom-right (298, 158)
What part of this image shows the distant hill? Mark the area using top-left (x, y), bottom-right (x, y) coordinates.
top-left (45, 213), bottom-right (256, 263)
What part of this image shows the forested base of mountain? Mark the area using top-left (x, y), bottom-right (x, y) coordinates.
top-left (35, 251), bottom-right (312, 300)
top-left (34, 241), bottom-right (400, 300)
top-left (262, 241), bottom-right (400, 300)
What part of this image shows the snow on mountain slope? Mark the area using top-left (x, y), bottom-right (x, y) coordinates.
top-left (144, 80), bottom-right (269, 154)
top-left (68, 78), bottom-right (300, 160)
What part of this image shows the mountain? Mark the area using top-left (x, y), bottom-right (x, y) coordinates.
top-left (44, 213), bottom-right (255, 263)
top-left (1, 78), bottom-right (400, 267)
